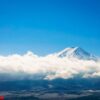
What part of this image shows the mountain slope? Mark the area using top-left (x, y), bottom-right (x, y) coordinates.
top-left (56, 47), bottom-right (97, 60)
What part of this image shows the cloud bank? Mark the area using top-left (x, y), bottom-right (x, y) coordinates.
top-left (0, 51), bottom-right (100, 81)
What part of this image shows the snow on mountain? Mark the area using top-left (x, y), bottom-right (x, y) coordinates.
top-left (55, 47), bottom-right (97, 61)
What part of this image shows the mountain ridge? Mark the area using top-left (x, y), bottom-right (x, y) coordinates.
top-left (54, 47), bottom-right (97, 61)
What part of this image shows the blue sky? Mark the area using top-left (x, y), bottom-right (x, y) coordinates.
top-left (0, 0), bottom-right (100, 56)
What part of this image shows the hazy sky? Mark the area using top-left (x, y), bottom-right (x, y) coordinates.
top-left (0, 0), bottom-right (100, 56)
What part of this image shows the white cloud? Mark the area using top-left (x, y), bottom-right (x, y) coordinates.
top-left (0, 51), bottom-right (100, 81)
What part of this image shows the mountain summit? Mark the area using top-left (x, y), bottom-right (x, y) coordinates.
top-left (56, 47), bottom-right (97, 60)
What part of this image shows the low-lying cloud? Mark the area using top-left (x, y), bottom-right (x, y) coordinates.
top-left (0, 51), bottom-right (100, 81)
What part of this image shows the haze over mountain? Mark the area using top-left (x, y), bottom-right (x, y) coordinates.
top-left (0, 47), bottom-right (99, 81)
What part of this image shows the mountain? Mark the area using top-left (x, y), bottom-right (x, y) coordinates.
top-left (56, 47), bottom-right (97, 60)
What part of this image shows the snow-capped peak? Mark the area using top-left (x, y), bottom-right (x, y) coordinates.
top-left (56, 47), bottom-right (97, 60)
